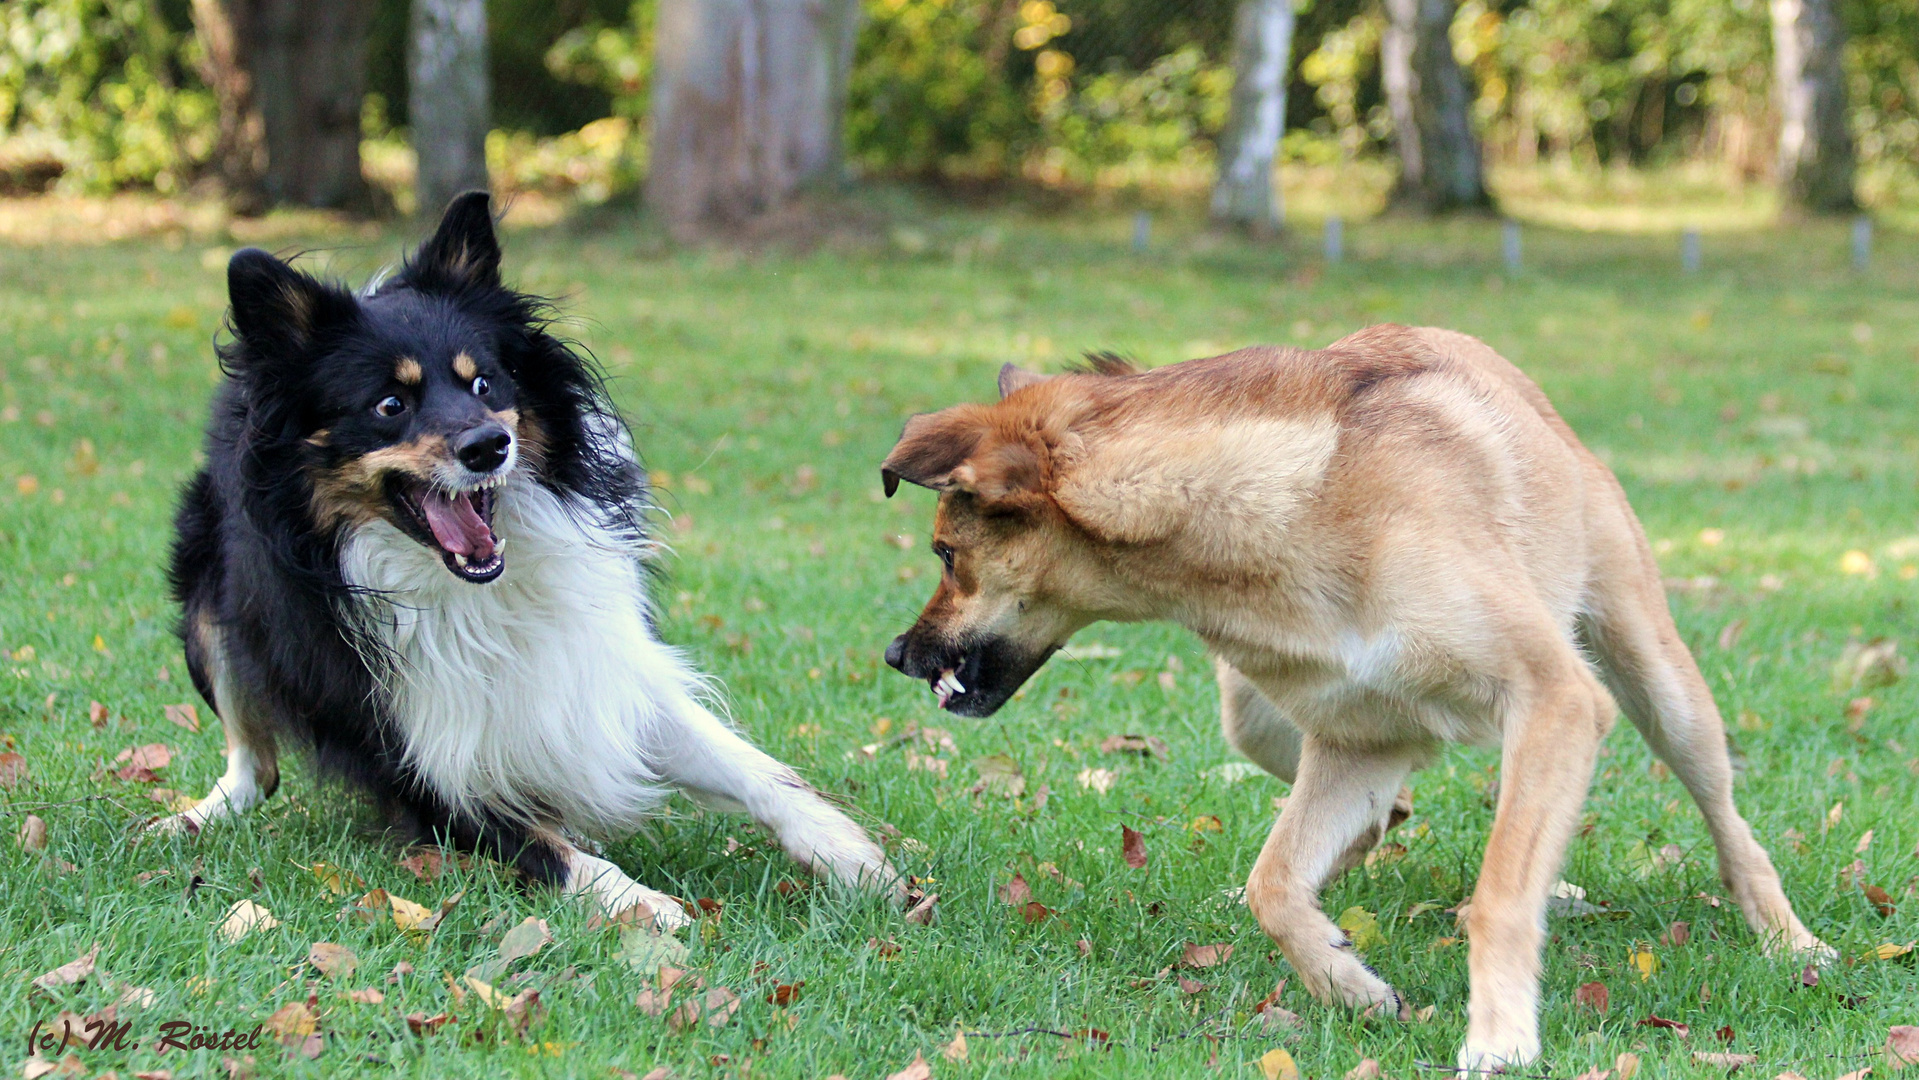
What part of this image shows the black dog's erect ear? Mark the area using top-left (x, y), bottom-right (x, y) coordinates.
top-left (227, 248), bottom-right (356, 359)
top-left (407, 190), bottom-right (500, 294)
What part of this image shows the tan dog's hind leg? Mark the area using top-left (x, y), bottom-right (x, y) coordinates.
top-left (1581, 543), bottom-right (1829, 959)
top-left (1246, 736), bottom-right (1419, 1015)
top-left (1457, 653), bottom-right (1614, 1073)
top-left (1220, 658), bottom-right (1412, 878)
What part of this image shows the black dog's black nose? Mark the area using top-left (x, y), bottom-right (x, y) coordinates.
top-left (884, 635), bottom-right (907, 671)
top-left (455, 425), bottom-right (511, 473)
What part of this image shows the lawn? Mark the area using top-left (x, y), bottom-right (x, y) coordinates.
top-left (1, 196), bottom-right (1915, 1079)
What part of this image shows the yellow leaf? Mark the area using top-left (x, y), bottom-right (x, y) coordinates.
top-left (307, 862), bottom-right (365, 897)
top-left (1616, 1052), bottom-right (1641, 1080)
top-left (1629, 943), bottom-right (1659, 980)
top-left (1866, 942), bottom-right (1913, 961)
top-left (464, 975), bottom-right (505, 1008)
top-left (1840, 550), bottom-right (1875, 576)
top-left (1261, 1047), bottom-right (1301, 1080)
top-left (1337, 906), bottom-right (1387, 951)
top-left (389, 894), bottom-right (433, 931)
top-left (92, 635), bottom-right (107, 653)
top-left (218, 899), bottom-right (280, 943)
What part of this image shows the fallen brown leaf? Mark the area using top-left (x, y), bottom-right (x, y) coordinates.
top-left (1180, 943), bottom-right (1234, 969)
top-left (404, 1012), bottom-right (449, 1036)
top-left (32, 945), bottom-right (98, 990)
top-left (18, 812), bottom-right (48, 851)
top-left (886, 1051), bottom-right (933, 1080)
top-left (942, 1028), bottom-right (969, 1063)
top-left (1639, 1015), bottom-right (1690, 1038)
top-left (867, 937), bottom-right (901, 958)
top-left (667, 987), bottom-right (740, 1031)
top-left (396, 848), bottom-right (447, 881)
top-left (1574, 980), bottom-right (1609, 1014)
top-left (89, 701), bottom-right (110, 726)
top-left (1099, 733), bottom-right (1170, 760)
top-left (22, 1052), bottom-right (86, 1079)
top-left (1693, 1053), bottom-right (1758, 1070)
top-left (305, 943), bottom-right (357, 980)
top-left (998, 873), bottom-right (1032, 905)
top-left (1665, 920), bottom-right (1691, 946)
top-left (218, 900), bottom-right (279, 943)
top-left (766, 981), bottom-right (804, 1006)
top-left (1889, 1026), bottom-right (1919, 1070)
top-left (1346, 1059), bottom-right (1383, 1080)
top-left (340, 988), bottom-right (383, 1004)
top-left (1865, 884), bottom-right (1897, 917)
top-left (1020, 901), bottom-right (1052, 924)
top-left (113, 743), bottom-right (173, 782)
top-left (1572, 1069), bottom-right (1611, 1080)
top-left (1800, 963), bottom-right (1821, 988)
top-left (0, 751), bottom-right (30, 788)
top-left (1121, 825), bottom-right (1148, 869)
top-left (1615, 1052), bottom-right (1641, 1080)
top-left (265, 998), bottom-right (318, 1042)
top-left (904, 892), bottom-right (939, 926)
top-left (164, 704), bottom-right (200, 732)
top-left (1076, 938), bottom-right (1092, 957)
top-left (498, 916), bottom-right (554, 964)
top-left (1177, 975), bottom-right (1207, 994)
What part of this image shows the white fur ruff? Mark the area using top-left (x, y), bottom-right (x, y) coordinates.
top-left (341, 475), bottom-right (695, 835)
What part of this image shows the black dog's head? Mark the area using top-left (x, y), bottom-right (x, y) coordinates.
top-left (221, 193), bottom-right (622, 584)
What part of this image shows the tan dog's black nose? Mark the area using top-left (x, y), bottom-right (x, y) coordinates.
top-left (884, 635), bottom-right (908, 672)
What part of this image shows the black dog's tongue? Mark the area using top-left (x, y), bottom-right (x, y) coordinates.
top-left (420, 490), bottom-right (496, 561)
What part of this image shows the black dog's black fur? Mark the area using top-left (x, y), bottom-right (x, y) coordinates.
top-left (169, 193), bottom-right (638, 883)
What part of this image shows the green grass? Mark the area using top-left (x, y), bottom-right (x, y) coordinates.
top-left (1, 198), bottom-right (1916, 1079)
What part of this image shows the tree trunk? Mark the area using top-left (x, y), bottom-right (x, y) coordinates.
top-left (190, 0), bottom-right (268, 213)
top-left (1770, 0), bottom-right (1855, 214)
top-left (646, 0), bottom-right (862, 238)
top-left (410, 0), bottom-right (491, 217)
top-left (196, 0), bottom-right (374, 212)
top-left (1210, 0), bottom-right (1295, 236)
top-left (1383, 0), bottom-right (1491, 214)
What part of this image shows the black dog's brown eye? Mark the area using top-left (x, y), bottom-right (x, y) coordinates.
top-left (374, 395), bottom-right (405, 417)
top-left (935, 542), bottom-right (955, 571)
top-left (471, 375), bottom-right (490, 396)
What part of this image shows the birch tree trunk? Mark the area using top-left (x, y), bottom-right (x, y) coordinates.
top-left (410, 0), bottom-right (492, 216)
top-left (1210, 0), bottom-right (1295, 236)
top-left (1771, 0), bottom-right (1855, 214)
top-left (1383, 0), bottom-right (1491, 214)
top-left (646, 0), bottom-right (861, 238)
top-left (194, 0), bottom-right (373, 212)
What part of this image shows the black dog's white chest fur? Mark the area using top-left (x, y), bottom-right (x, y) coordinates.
top-left (343, 474), bottom-right (691, 834)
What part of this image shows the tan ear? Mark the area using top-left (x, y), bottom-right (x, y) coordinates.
top-left (997, 363), bottom-right (1050, 399)
top-left (881, 407), bottom-right (988, 496)
top-left (881, 405), bottom-right (1050, 509)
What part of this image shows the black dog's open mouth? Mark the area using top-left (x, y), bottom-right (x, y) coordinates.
top-left (389, 477), bottom-right (504, 583)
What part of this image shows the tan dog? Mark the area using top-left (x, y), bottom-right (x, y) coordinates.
top-left (878, 325), bottom-right (1827, 1072)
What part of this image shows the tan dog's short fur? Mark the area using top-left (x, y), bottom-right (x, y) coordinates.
top-left (880, 325), bottom-right (1827, 1072)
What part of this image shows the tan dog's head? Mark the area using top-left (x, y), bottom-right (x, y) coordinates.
top-left (880, 361), bottom-right (1126, 716)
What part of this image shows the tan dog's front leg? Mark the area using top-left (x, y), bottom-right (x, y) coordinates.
top-left (1246, 737), bottom-right (1418, 1013)
top-left (1458, 663), bottom-right (1612, 1074)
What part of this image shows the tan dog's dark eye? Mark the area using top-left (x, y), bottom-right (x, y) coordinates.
top-left (934, 542), bottom-right (955, 571)
top-left (374, 395), bottom-right (405, 418)
top-left (471, 375), bottom-right (490, 396)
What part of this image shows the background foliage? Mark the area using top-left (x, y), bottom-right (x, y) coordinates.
top-left (1, 0), bottom-right (1917, 206)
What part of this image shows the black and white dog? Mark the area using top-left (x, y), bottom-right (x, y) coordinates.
top-left (160, 193), bottom-right (893, 927)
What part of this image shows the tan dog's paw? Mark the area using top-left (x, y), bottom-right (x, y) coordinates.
top-left (142, 812), bottom-right (201, 838)
top-left (1456, 1033), bottom-right (1539, 1076)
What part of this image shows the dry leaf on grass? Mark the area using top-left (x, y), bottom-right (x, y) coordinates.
top-left (1180, 943), bottom-right (1233, 968)
top-left (0, 751), bottom-right (29, 788)
top-left (998, 873), bottom-right (1032, 905)
top-left (218, 900), bottom-right (279, 943)
top-left (18, 813), bottom-right (47, 851)
top-left (904, 891), bottom-right (939, 926)
top-left (1347, 1060), bottom-right (1382, 1080)
top-left (1664, 920), bottom-right (1691, 946)
top-left (1575, 980), bottom-right (1609, 1014)
top-left (971, 754), bottom-right (1025, 797)
top-left (1864, 884), bottom-right (1897, 917)
top-left (885, 1051), bottom-right (932, 1080)
top-left (1889, 1027), bottom-right (1919, 1070)
top-left (22, 1053), bottom-right (87, 1079)
top-left (89, 701), bottom-right (109, 726)
top-left (1639, 1015), bottom-right (1690, 1038)
top-left (265, 998), bottom-right (318, 1042)
top-left (1337, 907), bottom-right (1386, 951)
top-left (499, 917), bottom-right (553, 964)
top-left (1573, 1069), bottom-right (1612, 1080)
top-left (942, 1029), bottom-right (969, 1062)
top-left (1076, 768), bottom-right (1116, 794)
top-left (868, 937), bottom-right (901, 958)
top-left (1615, 1052), bottom-right (1641, 1080)
top-left (1261, 1047), bottom-right (1301, 1080)
top-left (33, 945), bottom-right (98, 990)
top-left (305, 943), bottom-right (356, 979)
top-left (397, 848), bottom-right (449, 881)
top-left (1177, 975), bottom-right (1207, 994)
top-left (164, 703), bottom-right (200, 732)
top-left (306, 862), bottom-right (364, 897)
top-left (667, 987), bottom-right (740, 1031)
top-left (404, 1012), bottom-right (450, 1036)
top-left (1121, 825), bottom-right (1148, 869)
top-left (113, 743), bottom-right (173, 782)
top-left (340, 988), bottom-right (384, 1004)
top-left (1693, 1052), bottom-right (1759, 1070)
top-left (1099, 733), bottom-right (1170, 761)
top-left (766, 981), bottom-right (804, 1006)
